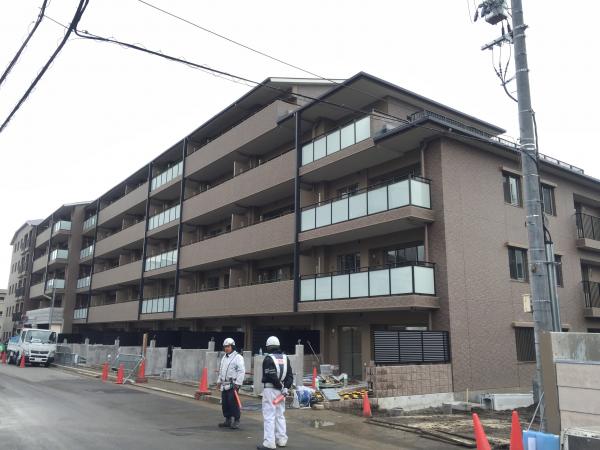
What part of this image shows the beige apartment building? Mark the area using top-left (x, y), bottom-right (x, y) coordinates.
top-left (5, 72), bottom-right (600, 392)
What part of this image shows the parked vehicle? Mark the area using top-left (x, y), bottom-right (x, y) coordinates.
top-left (7, 328), bottom-right (57, 367)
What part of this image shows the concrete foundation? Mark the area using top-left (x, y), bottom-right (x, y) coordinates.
top-left (376, 392), bottom-right (455, 411)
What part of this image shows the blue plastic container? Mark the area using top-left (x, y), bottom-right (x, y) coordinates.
top-left (522, 430), bottom-right (560, 450)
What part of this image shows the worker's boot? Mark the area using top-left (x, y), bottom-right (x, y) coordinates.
top-left (230, 418), bottom-right (240, 429)
top-left (218, 418), bottom-right (231, 428)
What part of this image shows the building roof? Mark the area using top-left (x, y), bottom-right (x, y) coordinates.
top-left (10, 219), bottom-right (43, 245)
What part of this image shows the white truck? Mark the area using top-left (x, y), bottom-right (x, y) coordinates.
top-left (6, 328), bottom-right (57, 367)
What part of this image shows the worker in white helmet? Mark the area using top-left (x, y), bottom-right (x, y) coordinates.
top-left (257, 336), bottom-right (293, 449)
top-left (216, 337), bottom-right (245, 429)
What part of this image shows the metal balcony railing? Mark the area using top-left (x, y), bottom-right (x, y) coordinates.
top-left (583, 281), bottom-right (600, 309)
top-left (52, 220), bottom-right (72, 234)
top-left (77, 276), bottom-right (91, 289)
top-left (80, 244), bottom-right (94, 260)
top-left (151, 161), bottom-right (183, 191)
top-left (49, 249), bottom-right (68, 261)
top-left (83, 215), bottom-right (97, 231)
top-left (73, 308), bottom-right (88, 320)
top-left (576, 213), bottom-right (600, 241)
top-left (141, 296), bottom-right (175, 314)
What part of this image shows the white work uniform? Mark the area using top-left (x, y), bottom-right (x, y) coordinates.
top-left (217, 351), bottom-right (245, 391)
top-left (262, 353), bottom-right (288, 449)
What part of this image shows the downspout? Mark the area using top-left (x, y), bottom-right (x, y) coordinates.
top-left (293, 111), bottom-right (302, 312)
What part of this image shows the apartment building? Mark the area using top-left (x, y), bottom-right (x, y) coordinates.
top-left (0, 288), bottom-right (6, 339)
top-left (7, 72), bottom-right (600, 392)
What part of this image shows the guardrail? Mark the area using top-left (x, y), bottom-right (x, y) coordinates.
top-left (576, 212), bottom-right (600, 241)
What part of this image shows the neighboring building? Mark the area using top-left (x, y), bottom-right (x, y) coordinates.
top-left (0, 288), bottom-right (6, 338)
top-left (2, 220), bottom-right (41, 340)
top-left (6, 72), bottom-right (600, 393)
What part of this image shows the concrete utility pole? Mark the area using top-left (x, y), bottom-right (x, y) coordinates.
top-left (510, 0), bottom-right (553, 431)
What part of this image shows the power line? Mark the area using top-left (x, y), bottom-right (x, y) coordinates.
top-left (0, 0), bottom-right (89, 134)
top-left (0, 0), bottom-right (50, 88)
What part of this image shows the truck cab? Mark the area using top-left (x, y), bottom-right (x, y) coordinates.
top-left (7, 328), bottom-right (57, 367)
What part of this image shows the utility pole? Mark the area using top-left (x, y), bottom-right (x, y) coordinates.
top-left (476, 0), bottom-right (555, 431)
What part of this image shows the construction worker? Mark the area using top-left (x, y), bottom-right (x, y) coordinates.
top-left (257, 336), bottom-right (293, 450)
top-left (216, 337), bottom-right (245, 429)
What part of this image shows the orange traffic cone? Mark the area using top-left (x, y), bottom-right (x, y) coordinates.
top-left (1, 352), bottom-right (6, 364)
top-left (136, 360), bottom-right (148, 383)
top-left (115, 363), bottom-right (124, 384)
top-left (101, 362), bottom-right (109, 382)
top-left (472, 413), bottom-right (491, 450)
top-left (362, 391), bottom-right (372, 418)
top-left (19, 353), bottom-right (26, 368)
top-left (311, 366), bottom-right (318, 389)
top-left (510, 410), bottom-right (524, 450)
top-left (194, 367), bottom-right (210, 399)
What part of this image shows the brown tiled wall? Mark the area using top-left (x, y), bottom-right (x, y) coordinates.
top-left (366, 363), bottom-right (453, 398)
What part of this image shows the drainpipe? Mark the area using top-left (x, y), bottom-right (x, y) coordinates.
top-left (293, 111), bottom-right (302, 312)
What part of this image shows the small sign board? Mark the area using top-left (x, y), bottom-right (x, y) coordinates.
top-left (523, 294), bottom-right (532, 313)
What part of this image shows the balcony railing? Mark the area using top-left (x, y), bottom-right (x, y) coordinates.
top-left (576, 213), bottom-right (600, 241)
top-left (301, 116), bottom-right (371, 166)
top-left (141, 296), bottom-right (174, 314)
top-left (583, 281), bottom-right (600, 308)
top-left (151, 161), bottom-right (183, 191)
top-left (148, 205), bottom-right (180, 231)
top-left (80, 244), bottom-right (94, 259)
top-left (301, 176), bottom-right (431, 232)
top-left (300, 262), bottom-right (435, 302)
top-left (52, 220), bottom-right (71, 234)
top-left (77, 276), bottom-right (91, 289)
top-left (49, 249), bottom-right (68, 262)
top-left (145, 249), bottom-right (177, 272)
top-left (83, 215), bottom-right (97, 231)
top-left (46, 278), bottom-right (65, 290)
top-left (15, 286), bottom-right (25, 298)
top-left (181, 275), bottom-right (292, 295)
top-left (73, 308), bottom-right (88, 320)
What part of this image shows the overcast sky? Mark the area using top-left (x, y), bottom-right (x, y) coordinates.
top-left (0, 0), bottom-right (598, 287)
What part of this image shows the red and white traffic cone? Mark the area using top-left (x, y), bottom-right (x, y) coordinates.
top-left (362, 391), bottom-right (372, 418)
top-left (194, 367), bottom-right (211, 399)
top-left (115, 363), bottom-right (124, 384)
top-left (101, 362), bottom-right (109, 382)
top-left (19, 353), bottom-right (26, 368)
top-left (135, 360), bottom-right (148, 383)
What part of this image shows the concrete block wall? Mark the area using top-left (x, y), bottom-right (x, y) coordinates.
top-left (171, 349), bottom-right (208, 383)
top-left (366, 363), bottom-right (453, 398)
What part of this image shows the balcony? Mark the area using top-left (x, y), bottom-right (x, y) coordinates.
top-left (29, 282), bottom-right (44, 298)
top-left (185, 100), bottom-right (293, 178)
top-left (46, 278), bottom-right (65, 291)
top-left (73, 308), bottom-right (88, 321)
top-left (76, 276), bottom-right (91, 290)
top-left (98, 182), bottom-right (148, 227)
top-left (35, 227), bottom-right (51, 248)
top-left (300, 177), bottom-right (434, 247)
top-left (24, 307), bottom-right (64, 326)
top-left (176, 280), bottom-right (294, 318)
top-left (83, 214), bottom-right (97, 232)
top-left (53, 220), bottom-right (71, 234)
top-left (91, 259), bottom-right (142, 290)
top-left (94, 221), bottom-right (145, 258)
top-left (32, 255), bottom-right (47, 273)
top-left (48, 249), bottom-right (69, 269)
top-left (144, 250), bottom-right (177, 276)
top-left (141, 296), bottom-right (174, 315)
top-left (583, 281), bottom-right (600, 318)
top-left (147, 205), bottom-right (180, 238)
top-left (80, 244), bottom-right (94, 261)
top-left (180, 213), bottom-right (294, 271)
top-left (182, 149), bottom-right (295, 224)
top-left (576, 213), bottom-right (600, 252)
top-left (151, 161), bottom-right (183, 194)
top-left (298, 262), bottom-right (438, 313)
top-left (87, 300), bottom-right (139, 323)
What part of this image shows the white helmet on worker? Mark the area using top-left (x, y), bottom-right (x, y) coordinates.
top-left (223, 337), bottom-right (235, 347)
top-left (266, 336), bottom-right (280, 347)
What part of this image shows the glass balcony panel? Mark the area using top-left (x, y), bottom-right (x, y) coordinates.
top-left (367, 186), bottom-right (388, 214)
top-left (331, 274), bottom-right (350, 299)
top-left (301, 209), bottom-right (316, 231)
top-left (355, 117), bottom-right (371, 142)
top-left (414, 266), bottom-right (435, 294)
top-left (314, 136), bottom-right (327, 161)
top-left (340, 123), bottom-right (355, 149)
top-left (369, 269), bottom-right (390, 296)
top-left (388, 180), bottom-right (410, 209)
top-left (326, 130), bottom-right (341, 155)
top-left (315, 276), bottom-right (332, 300)
top-left (300, 278), bottom-right (315, 301)
top-left (169, 297), bottom-right (175, 311)
top-left (331, 198), bottom-right (349, 224)
top-left (348, 192), bottom-right (367, 219)
top-left (349, 272), bottom-right (369, 298)
top-left (390, 266), bottom-right (413, 294)
top-left (410, 179), bottom-right (431, 208)
top-left (315, 203), bottom-right (332, 228)
top-left (142, 302), bottom-right (148, 314)
top-left (302, 143), bottom-right (314, 165)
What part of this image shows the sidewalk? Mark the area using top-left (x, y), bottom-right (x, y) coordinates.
top-left (51, 364), bottom-right (459, 450)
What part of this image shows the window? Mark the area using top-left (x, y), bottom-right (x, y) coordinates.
top-left (503, 172), bottom-right (522, 206)
top-left (386, 244), bottom-right (425, 266)
top-left (541, 184), bottom-right (556, 216)
top-left (206, 276), bottom-right (220, 290)
top-left (514, 327), bottom-right (535, 362)
top-left (337, 253), bottom-right (360, 274)
top-left (337, 183), bottom-right (359, 199)
top-left (554, 255), bottom-right (563, 287)
top-left (508, 247), bottom-right (528, 281)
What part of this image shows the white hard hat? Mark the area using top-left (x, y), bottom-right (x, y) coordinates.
top-left (266, 336), bottom-right (280, 347)
top-left (223, 337), bottom-right (235, 347)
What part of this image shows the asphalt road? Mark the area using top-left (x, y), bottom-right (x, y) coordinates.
top-left (0, 363), bottom-right (457, 450)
